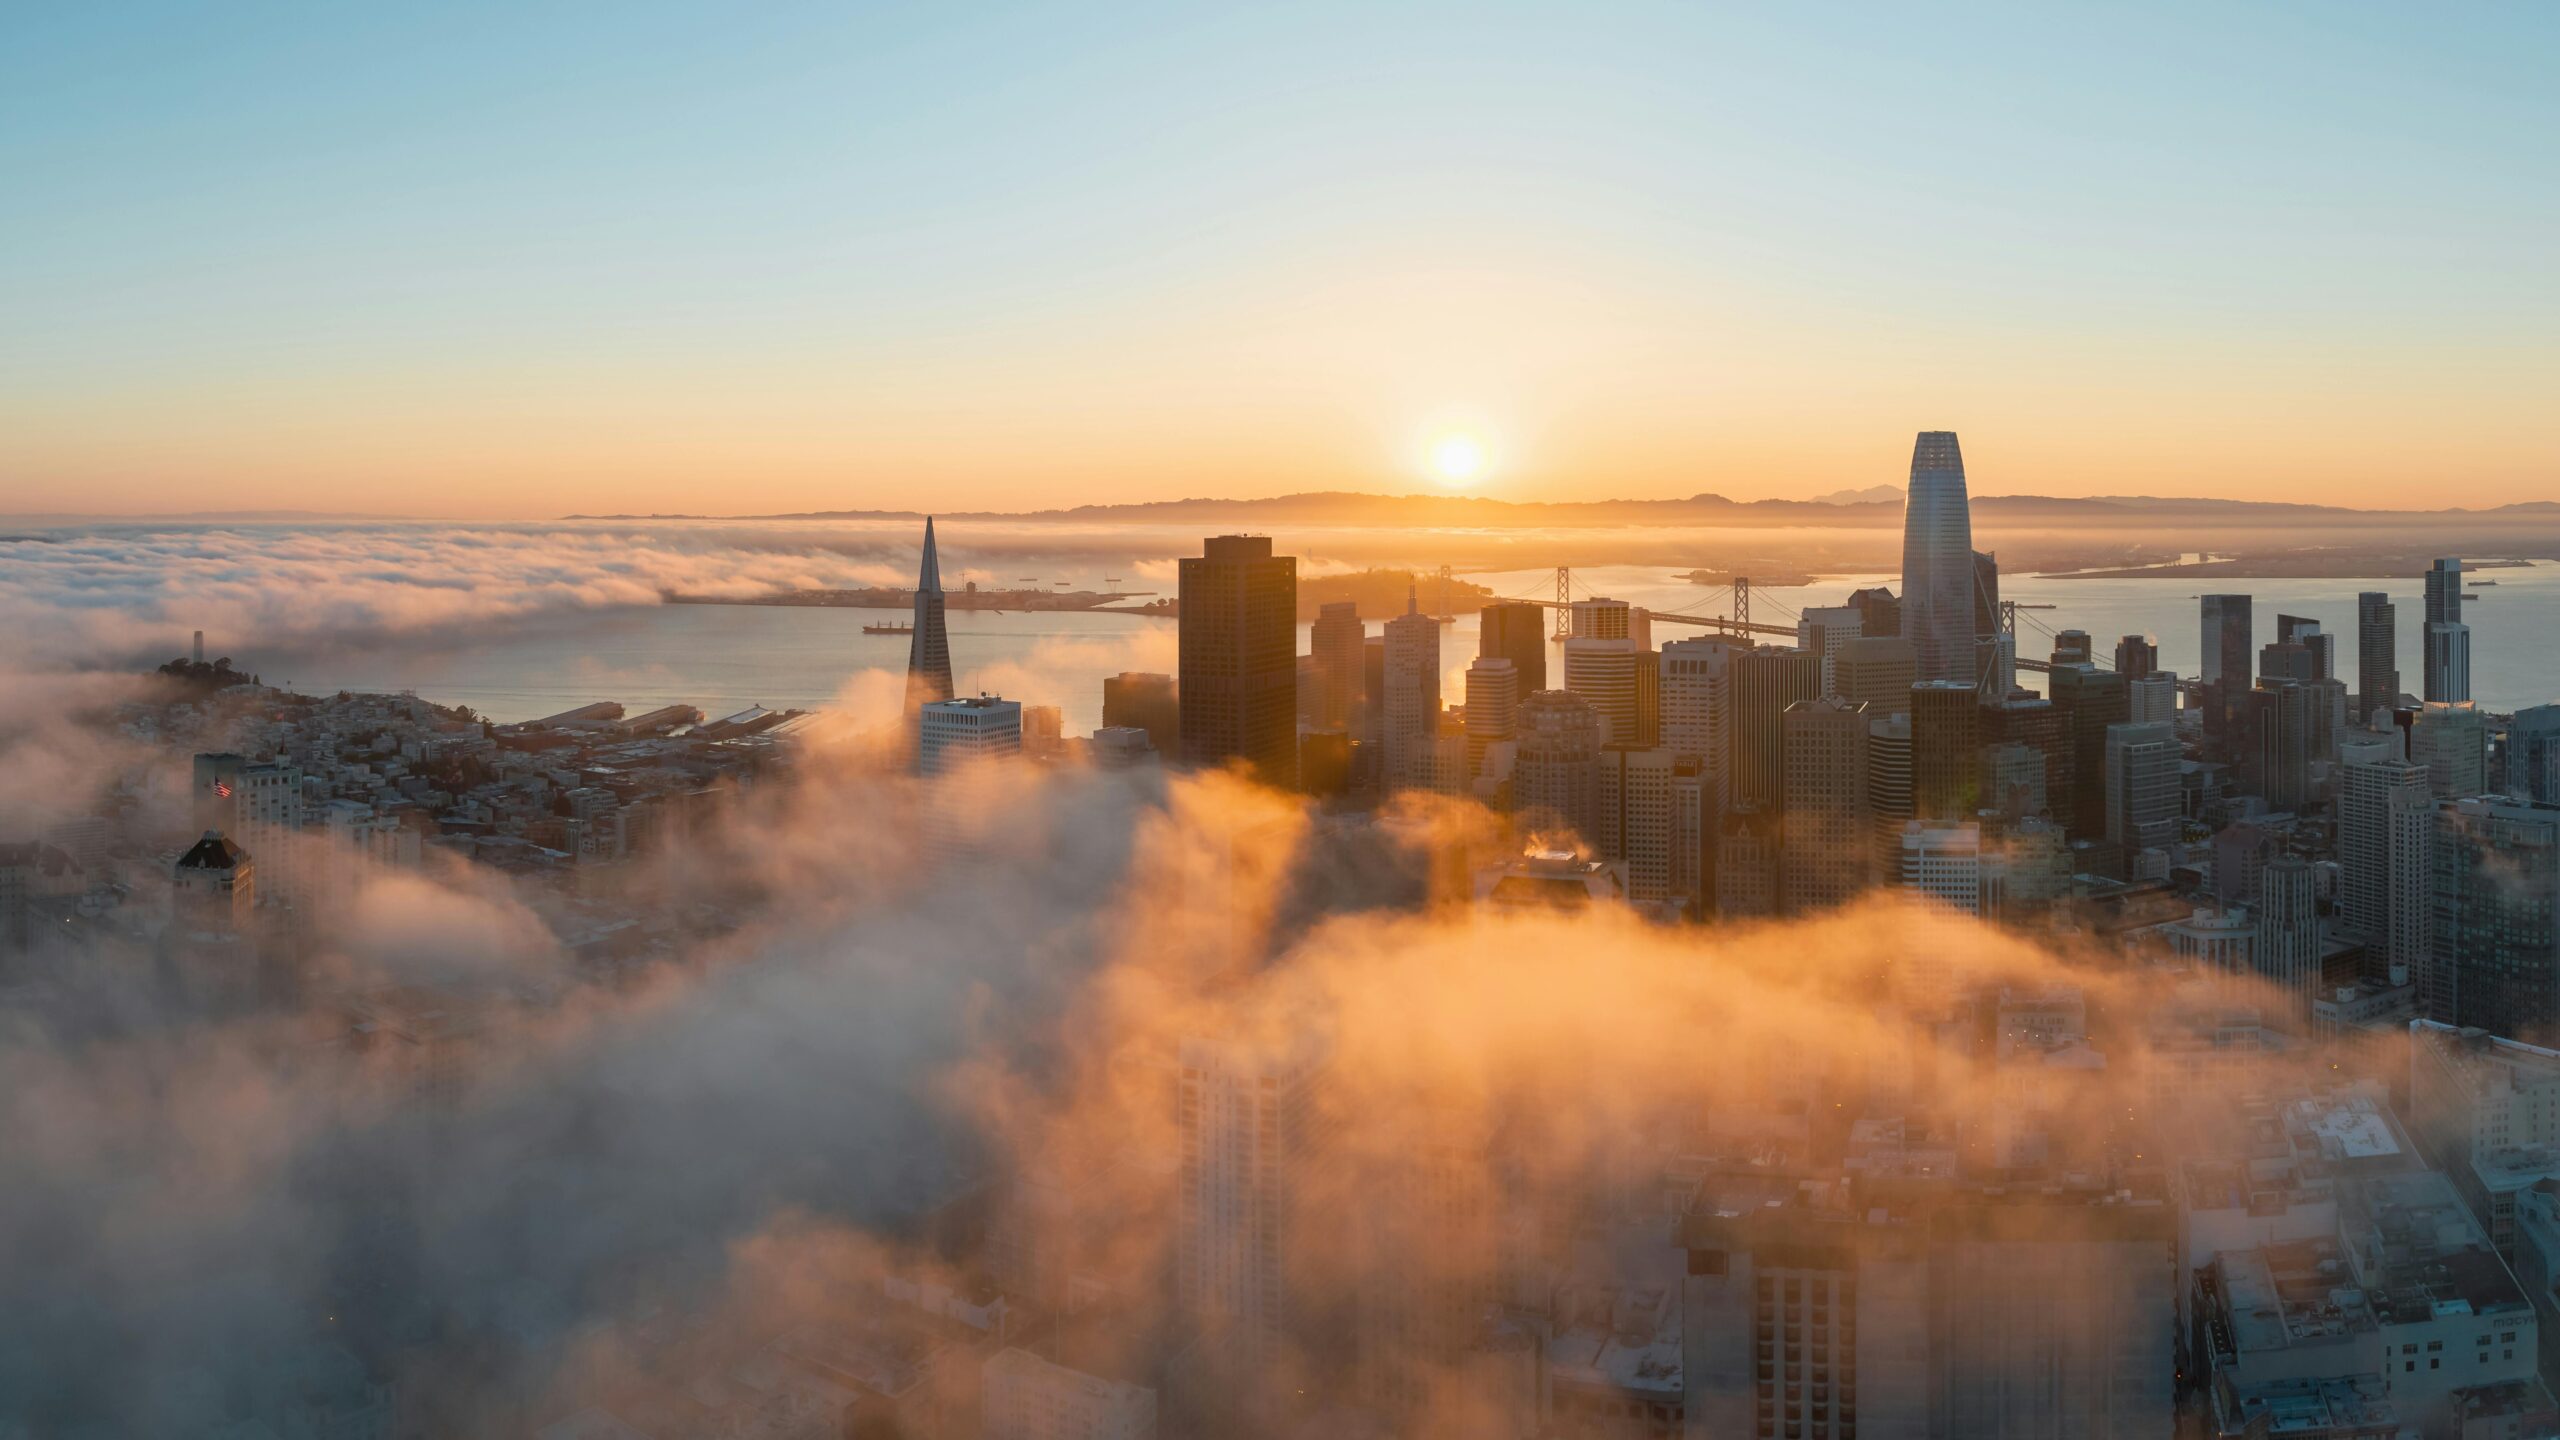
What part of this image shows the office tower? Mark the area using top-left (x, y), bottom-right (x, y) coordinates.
top-left (2200, 593), bottom-right (2254, 747)
top-left (2424, 557), bottom-right (2472, 703)
top-left (1669, 761), bottom-right (1712, 910)
top-left (1659, 635), bottom-right (1741, 784)
top-left (190, 756), bottom-right (302, 908)
top-left (1833, 635), bottom-right (1918, 716)
top-left (1176, 1031), bottom-right (1329, 1391)
top-left (1715, 802), bottom-right (1780, 917)
top-left (2513, 705), bottom-right (2560, 804)
top-left (1090, 726), bottom-right (1157, 769)
top-left (1461, 657), bottom-right (1518, 778)
top-left (1846, 584), bottom-right (1902, 642)
top-left (1598, 745), bottom-right (1678, 901)
top-left (2126, 671), bottom-right (2177, 726)
top-left (904, 517), bottom-right (956, 713)
top-left (2113, 633), bottom-right (2158, 678)
top-left (1970, 549), bottom-right (2002, 643)
top-left (1980, 742), bottom-right (2046, 820)
top-left (1021, 704), bottom-right (1065, 756)
top-left (1477, 599), bottom-right (1548, 693)
top-left (172, 830), bottom-right (256, 934)
top-left (2048, 664), bottom-right (2129, 840)
top-left (2103, 721), bottom-right (2181, 859)
top-left (1909, 680), bottom-right (1980, 820)
top-left (2253, 855), bottom-right (2322, 1014)
top-left (1309, 600), bottom-right (1365, 731)
top-left (2275, 613), bottom-right (2334, 680)
top-left (1971, 630), bottom-right (2015, 703)
top-left (1899, 820), bottom-right (1983, 915)
top-left (1513, 691), bottom-right (1604, 844)
top-left (1780, 698), bottom-right (1871, 913)
top-left (981, 1348), bottom-right (1157, 1440)
top-left (2213, 822), bottom-right (2275, 906)
top-left (1795, 605), bottom-right (1863, 694)
top-left (1380, 589), bottom-right (1441, 790)
top-left (2411, 701), bottom-right (2488, 797)
top-left (1981, 694), bottom-right (2070, 822)
top-left (2432, 798), bottom-right (2560, 1038)
top-left (1868, 713), bottom-right (1913, 881)
top-left (1564, 636), bottom-right (1642, 747)
top-left (1569, 596), bottom-right (1631, 640)
top-left (2339, 743), bottom-right (2434, 986)
top-left (1178, 535), bottom-right (1298, 789)
top-left (1898, 430), bottom-right (1976, 684)
top-left (2049, 629), bottom-right (2092, 667)
top-left (2259, 635), bottom-right (2315, 685)
top-left (1730, 647), bottom-right (1824, 811)
top-left (2356, 591), bottom-right (2399, 724)
top-left (1929, 1204), bottom-right (2177, 1438)
top-left (918, 695), bottom-right (1023, 775)
top-left (2243, 681), bottom-right (2313, 811)
top-left (1102, 672), bottom-right (1179, 755)
top-left (2409, 1022), bottom-right (2560, 1256)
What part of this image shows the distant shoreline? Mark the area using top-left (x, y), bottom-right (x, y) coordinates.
top-left (2038, 557), bottom-right (2539, 581)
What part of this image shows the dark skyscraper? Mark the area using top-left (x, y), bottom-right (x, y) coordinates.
top-left (2049, 663), bottom-right (2129, 840)
top-left (2424, 557), bottom-right (2472, 703)
top-left (2199, 593), bottom-right (2254, 749)
top-left (1102, 672), bottom-right (1179, 754)
top-left (1909, 679), bottom-right (1980, 819)
top-left (1178, 535), bottom-right (1298, 789)
top-left (1477, 600), bottom-right (1548, 694)
top-left (903, 517), bottom-right (955, 714)
top-left (2357, 591), bottom-right (2399, 724)
top-left (2113, 634), bottom-right (2158, 679)
top-left (1898, 431), bottom-right (1976, 684)
top-left (1730, 647), bottom-right (1824, 812)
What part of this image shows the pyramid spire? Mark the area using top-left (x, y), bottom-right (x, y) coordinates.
top-left (904, 517), bottom-right (955, 713)
top-left (917, 515), bottom-right (943, 595)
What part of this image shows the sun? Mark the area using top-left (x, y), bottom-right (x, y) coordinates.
top-left (1429, 433), bottom-right (1487, 486)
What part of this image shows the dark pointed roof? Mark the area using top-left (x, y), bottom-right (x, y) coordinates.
top-left (177, 829), bottom-right (246, 870)
top-left (917, 515), bottom-right (942, 595)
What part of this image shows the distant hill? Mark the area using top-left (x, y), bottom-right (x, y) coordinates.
top-left (569, 489), bottom-right (2555, 529)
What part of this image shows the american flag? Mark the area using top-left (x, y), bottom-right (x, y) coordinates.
top-left (214, 780), bottom-right (232, 798)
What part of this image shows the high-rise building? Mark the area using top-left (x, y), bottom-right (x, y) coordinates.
top-left (2113, 634), bottom-right (2158, 678)
top-left (1900, 820), bottom-right (1983, 915)
top-left (2049, 629), bottom-right (2092, 667)
top-left (2512, 705), bottom-right (2560, 805)
top-left (1380, 589), bottom-right (1441, 791)
top-left (2339, 741), bottom-right (2435, 988)
top-left (1730, 647), bottom-right (1824, 811)
top-left (1981, 694), bottom-right (2070, 824)
top-left (2356, 591), bottom-right (2400, 724)
top-left (1669, 760), bottom-right (1713, 910)
top-left (1979, 742), bottom-right (2046, 820)
top-left (1178, 535), bottom-right (1298, 789)
top-left (2200, 593), bottom-right (2254, 749)
top-left (1309, 600), bottom-right (1365, 731)
top-left (2243, 680), bottom-right (2314, 812)
top-left (1461, 657), bottom-right (1519, 778)
top-left (2254, 855), bottom-right (2322, 1016)
top-left (2276, 613), bottom-right (2334, 680)
top-left (172, 830), bottom-right (256, 935)
top-left (2103, 721), bottom-right (2181, 859)
top-left (1476, 599), bottom-right (1548, 693)
top-left (1102, 672), bottom-right (1179, 755)
top-left (1598, 745), bottom-right (1679, 902)
top-left (1569, 596), bottom-right (1631, 640)
top-left (1780, 698), bottom-right (1871, 913)
top-left (1846, 585), bottom-right (1902, 643)
top-left (904, 517), bottom-right (956, 713)
top-left (2126, 671), bottom-right (2177, 727)
top-left (2410, 701), bottom-right (2489, 798)
top-left (2425, 558), bottom-right (2472, 704)
top-left (1796, 605), bottom-right (1864, 695)
top-left (1176, 1030), bottom-right (1329, 1391)
top-left (1898, 431), bottom-right (1976, 684)
top-left (1868, 712), bottom-right (1913, 882)
top-left (919, 694), bottom-right (1024, 775)
top-left (1715, 802), bottom-right (1780, 918)
top-left (1564, 634), bottom-right (1643, 748)
top-left (2432, 798), bottom-right (2560, 1039)
top-left (1832, 635), bottom-right (1918, 716)
top-left (1513, 690), bottom-right (1604, 845)
top-left (2048, 664), bottom-right (2130, 839)
top-left (1909, 680), bottom-right (1980, 820)
top-left (1659, 636), bottom-right (1742, 788)
top-left (193, 754), bottom-right (303, 908)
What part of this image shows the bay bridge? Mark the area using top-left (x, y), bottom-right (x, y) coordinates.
top-left (1452, 564), bottom-right (2203, 697)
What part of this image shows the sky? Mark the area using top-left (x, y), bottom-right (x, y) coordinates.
top-left (2, 2), bottom-right (2555, 518)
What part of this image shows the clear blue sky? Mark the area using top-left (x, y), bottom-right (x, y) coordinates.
top-left (3, 3), bottom-right (2554, 514)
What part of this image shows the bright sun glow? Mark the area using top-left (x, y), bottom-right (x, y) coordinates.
top-left (1430, 433), bottom-right (1487, 485)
